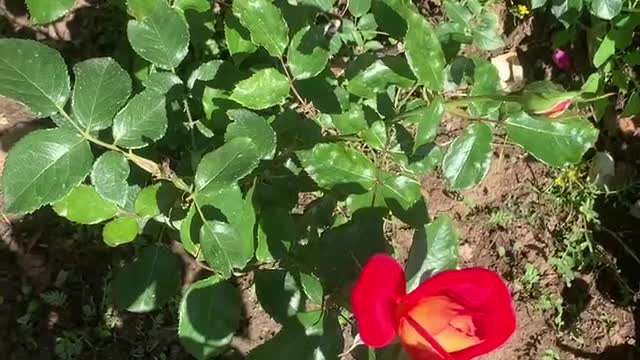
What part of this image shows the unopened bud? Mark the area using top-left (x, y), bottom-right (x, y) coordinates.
top-left (552, 49), bottom-right (571, 71)
top-left (520, 81), bottom-right (578, 118)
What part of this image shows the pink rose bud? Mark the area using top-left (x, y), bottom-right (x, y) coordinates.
top-left (552, 49), bottom-right (571, 71)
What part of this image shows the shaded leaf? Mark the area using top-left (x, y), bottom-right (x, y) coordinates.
top-left (288, 26), bottom-right (331, 80)
top-left (347, 56), bottom-right (415, 98)
top-left (255, 270), bottom-right (304, 323)
top-left (247, 311), bottom-right (343, 360)
top-left (111, 245), bottom-right (181, 312)
top-left (179, 277), bottom-right (241, 360)
top-left (225, 109), bottom-right (277, 159)
top-left (405, 215), bottom-right (458, 291)
top-left (135, 182), bottom-right (180, 218)
top-left (381, 174), bottom-right (421, 210)
top-left (224, 13), bottom-right (258, 63)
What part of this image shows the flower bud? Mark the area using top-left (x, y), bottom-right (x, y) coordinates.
top-left (552, 49), bottom-right (571, 71)
top-left (520, 81), bottom-right (579, 118)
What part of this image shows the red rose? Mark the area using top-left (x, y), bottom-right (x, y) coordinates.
top-left (351, 254), bottom-right (516, 360)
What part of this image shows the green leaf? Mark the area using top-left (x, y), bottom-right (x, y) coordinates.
top-left (247, 311), bottom-right (343, 360)
top-left (255, 270), bottom-right (304, 323)
top-left (532, 0), bottom-right (547, 9)
top-left (232, 0), bottom-right (289, 57)
top-left (103, 217), bottom-right (139, 247)
top-left (142, 72), bottom-right (183, 94)
top-left (590, 0), bottom-right (622, 20)
top-left (91, 151), bottom-right (130, 207)
top-left (225, 109), bottom-right (277, 160)
top-left (224, 13), bottom-right (258, 63)
top-left (593, 34), bottom-right (615, 67)
top-left (442, 122), bottom-right (493, 190)
top-left (25, 0), bottom-right (74, 24)
top-left (381, 174), bottom-right (421, 210)
top-left (414, 98), bottom-right (444, 152)
top-left (405, 14), bottom-right (445, 90)
top-left (623, 92), bottom-right (640, 116)
top-left (183, 185), bottom-right (256, 275)
top-left (405, 215), bottom-right (458, 292)
top-left (199, 220), bottom-right (241, 278)
top-left (300, 273), bottom-right (323, 305)
top-left (297, 143), bottom-right (377, 192)
top-left (472, 13), bottom-right (505, 51)
top-left (135, 182), bottom-right (180, 218)
top-left (194, 137), bottom-right (261, 195)
top-left (230, 68), bottom-right (289, 110)
top-left (505, 111), bottom-right (598, 167)
top-left (330, 105), bottom-right (368, 134)
top-left (551, 0), bottom-right (583, 25)
top-left (53, 185), bottom-right (119, 224)
top-left (175, 0), bottom-right (211, 12)
top-left (179, 277), bottom-right (241, 360)
top-left (444, 0), bottom-right (472, 25)
top-left (3, 128), bottom-right (93, 214)
top-left (72, 58), bottom-right (132, 131)
top-left (361, 120), bottom-right (387, 150)
top-left (468, 59), bottom-right (501, 117)
top-left (350, 0), bottom-right (372, 17)
top-left (298, 0), bottom-right (336, 11)
top-left (187, 60), bottom-right (223, 88)
top-left (111, 245), bottom-right (181, 313)
top-left (127, 0), bottom-right (158, 20)
top-left (127, 0), bottom-right (190, 69)
top-left (288, 26), bottom-right (331, 80)
top-left (347, 56), bottom-right (415, 98)
top-left (0, 39), bottom-right (69, 118)
top-left (112, 89), bottom-right (167, 148)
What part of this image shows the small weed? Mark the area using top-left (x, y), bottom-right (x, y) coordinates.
top-left (538, 292), bottom-right (564, 330)
top-left (487, 209), bottom-right (515, 228)
top-left (54, 332), bottom-right (83, 360)
top-left (519, 263), bottom-right (541, 293)
top-left (542, 349), bottom-right (561, 360)
top-left (41, 290), bottom-right (67, 307)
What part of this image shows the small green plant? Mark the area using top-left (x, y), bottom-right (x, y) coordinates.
top-left (54, 332), bottom-right (84, 360)
top-left (542, 349), bottom-right (561, 360)
top-left (41, 290), bottom-right (67, 307)
top-left (519, 263), bottom-right (541, 293)
top-left (538, 292), bottom-right (565, 330)
top-left (487, 208), bottom-right (515, 228)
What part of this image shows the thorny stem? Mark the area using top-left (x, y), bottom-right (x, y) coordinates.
top-left (170, 67), bottom-right (198, 149)
top-left (279, 56), bottom-right (309, 111)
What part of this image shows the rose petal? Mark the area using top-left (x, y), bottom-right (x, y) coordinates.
top-left (402, 268), bottom-right (516, 360)
top-left (351, 254), bottom-right (407, 347)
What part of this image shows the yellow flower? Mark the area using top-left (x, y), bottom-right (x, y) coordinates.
top-left (516, 4), bottom-right (530, 16)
